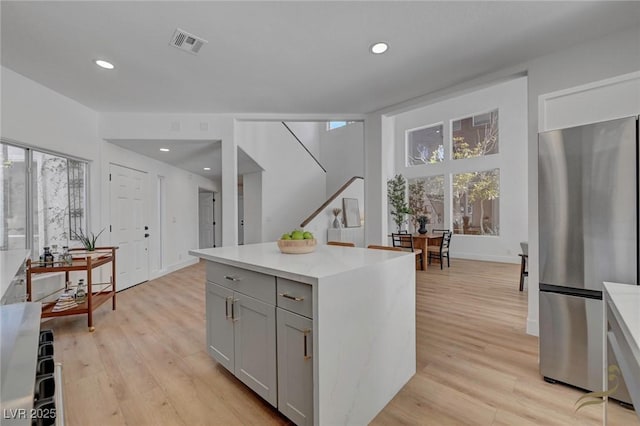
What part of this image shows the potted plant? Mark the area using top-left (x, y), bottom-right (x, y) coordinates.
top-left (332, 208), bottom-right (342, 228)
top-left (72, 228), bottom-right (105, 251)
top-left (408, 179), bottom-right (427, 232)
top-left (387, 174), bottom-right (412, 232)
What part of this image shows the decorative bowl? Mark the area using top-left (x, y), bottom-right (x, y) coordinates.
top-left (277, 239), bottom-right (317, 254)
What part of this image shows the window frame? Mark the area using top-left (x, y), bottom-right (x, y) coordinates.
top-left (404, 121), bottom-right (445, 167)
top-left (451, 168), bottom-right (500, 237)
top-left (450, 108), bottom-right (500, 161)
top-left (0, 138), bottom-right (90, 254)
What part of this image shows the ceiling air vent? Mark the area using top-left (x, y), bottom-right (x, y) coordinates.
top-left (170, 28), bottom-right (207, 55)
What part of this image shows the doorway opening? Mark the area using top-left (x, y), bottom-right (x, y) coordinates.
top-left (238, 178), bottom-right (244, 245)
top-left (198, 188), bottom-right (216, 248)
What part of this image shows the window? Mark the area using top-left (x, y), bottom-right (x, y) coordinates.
top-left (452, 169), bottom-right (500, 236)
top-left (327, 121), bottom-right (357, 131)
top-left (0, 144), bottom-right (27, 249)
top-left (328, 121), bottom-right (347, 130)
top-left (408, 176), bottom-right (444, 231)
top-left (0, 141), bottom-right (88, 255)
top-left (406, 124), bottom-right (444, 166)
top-left (31, 151), bottom-right (88, 256)
top-left (452, 109), bottom-right (498, 159)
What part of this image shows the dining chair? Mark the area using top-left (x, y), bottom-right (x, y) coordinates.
top-left (327, 241), bottom-right (356, 247)
top-left (427, 231), bottom-right (452, 269)
top-left (391, 233), bottom-right (424, 270)
top-left (367, 244), bottom-right (402, 252)
top-left (431, 229), bottom-right (450, 234)
top-left (519, 242), bottom-right (528, 291)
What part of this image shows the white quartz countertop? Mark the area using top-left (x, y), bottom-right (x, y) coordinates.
top-left (603, 282), bottom-right (640, 363)
top-left (189, 242), bottom-right (411, 284)
top-left (0, 250), bottom-right (30, 300)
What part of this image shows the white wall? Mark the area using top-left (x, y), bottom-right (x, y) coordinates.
top-left (1, 66), bottom-right (102, 231)
top-left (320, 122), bottom-right (364, 196)
top-left (392, 77), bottom-right (528, 263)
top-left (242, 171), bottom-right (262, 244)
top-left (284, 121), bottom-right (322, 160)
top-left (235, 121), bottom-right (326, 242)
top-left (1, 68), bottom-right (219, 280)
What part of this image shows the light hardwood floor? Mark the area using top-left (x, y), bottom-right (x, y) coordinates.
top-left (47, 259), bottom-right (637, 425)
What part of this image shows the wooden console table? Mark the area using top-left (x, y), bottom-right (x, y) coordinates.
top-left (26, 246), bottom-right (117, 332)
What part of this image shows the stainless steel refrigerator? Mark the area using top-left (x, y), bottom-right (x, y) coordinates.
top-left (538, 116), bottom-right (638, 405)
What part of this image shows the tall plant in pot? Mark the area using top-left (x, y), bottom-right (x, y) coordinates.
top-left (387, 174), bottom-right (412, 232)
top-left (408, 179), bottom-right (428, 232)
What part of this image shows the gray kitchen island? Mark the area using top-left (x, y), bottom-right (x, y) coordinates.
top-left (189, 242), bottom-right (416, 425)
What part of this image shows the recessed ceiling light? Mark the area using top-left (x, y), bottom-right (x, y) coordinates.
top-left (94, 59), bottom-right (115, 69)
top-left (203, 167), bottom-right (211, 171)
top-left (160, 148), bottom-right (170, 152)
top-left (370, 42), bottom-right (388, 55)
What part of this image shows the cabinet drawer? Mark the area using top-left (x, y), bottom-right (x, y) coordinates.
top-left (207, 262), bottom-right (275, 305)
top-left (277, 278), bottom-right (313, 319)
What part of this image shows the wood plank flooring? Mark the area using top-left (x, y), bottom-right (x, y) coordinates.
top-left (46, 259), bottom-right (638, 425)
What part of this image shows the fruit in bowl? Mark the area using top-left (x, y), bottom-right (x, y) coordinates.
top-left (278, 230), bottom-right (317, 254)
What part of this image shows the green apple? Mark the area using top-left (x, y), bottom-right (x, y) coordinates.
top-left (291, 230), bottom-right (304, 240)
top-left (281, 233), bottom-right (292, 240)
top-left (303, 231), bottom-right (314, 240)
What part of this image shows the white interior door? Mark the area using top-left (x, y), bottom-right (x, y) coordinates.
top-left (199, 192), bottom-right (214, 248)
top-left (110, 163), bottom-right (149, 291)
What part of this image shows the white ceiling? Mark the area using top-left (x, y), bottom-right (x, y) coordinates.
top-left (2, 1), bottom-right (639, 115)
top-left (2, 2), bottom-right (638, 178)
top-left (106, 139), bottom-right (263, 179)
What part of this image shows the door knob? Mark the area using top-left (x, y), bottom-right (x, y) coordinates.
top-left (144, 233), bottom-right (150, 238)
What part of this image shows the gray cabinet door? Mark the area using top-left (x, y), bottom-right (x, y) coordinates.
top-left (277, 308), bottom-right (313, 426)
top-left (234, 293), bottom-right (277, 407)
top-left (206, 282), bottom-right (235, 372)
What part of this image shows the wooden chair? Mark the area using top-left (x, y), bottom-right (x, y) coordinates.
top-left (391, 233), bottom-right (424, 270)
top-left (327, 241), bottom-right (356, 247)
top-left (519, 242), bottom-right (528, 291)
top-left (367, 245), bottom-right (402, 252)
top-left (427, 231), bottom-right (452, 269)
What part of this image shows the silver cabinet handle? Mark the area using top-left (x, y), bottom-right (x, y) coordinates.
top-left (231, 299), bottom-right (239, 322)
top-left (225, 297), bottom-right (230, 319)
top-left (303, 329), bottom-right (311, 360)
top-left (280, 293), bottom-right (304, 302)
top-left (224, 275), bottom-right (241, 282)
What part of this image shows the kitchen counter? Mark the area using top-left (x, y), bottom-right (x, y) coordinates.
top-left (0, 302), bottom-right (43, 426)
top-left (190, 242), bottom-right (409, 285)
top-left (0, 249), bottom-right (30, 302)
top-left (603, 282), bottom-right (640, 422)
top-left (190, 242), bottom-right (416, 425)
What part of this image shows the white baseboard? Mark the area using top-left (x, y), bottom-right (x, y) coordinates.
top-left (451, 252), bottom-right (520, 264)
top-left (150, 257), bottom-right (198, 280)
top-left (527, 318), bottom-right (539, 337)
